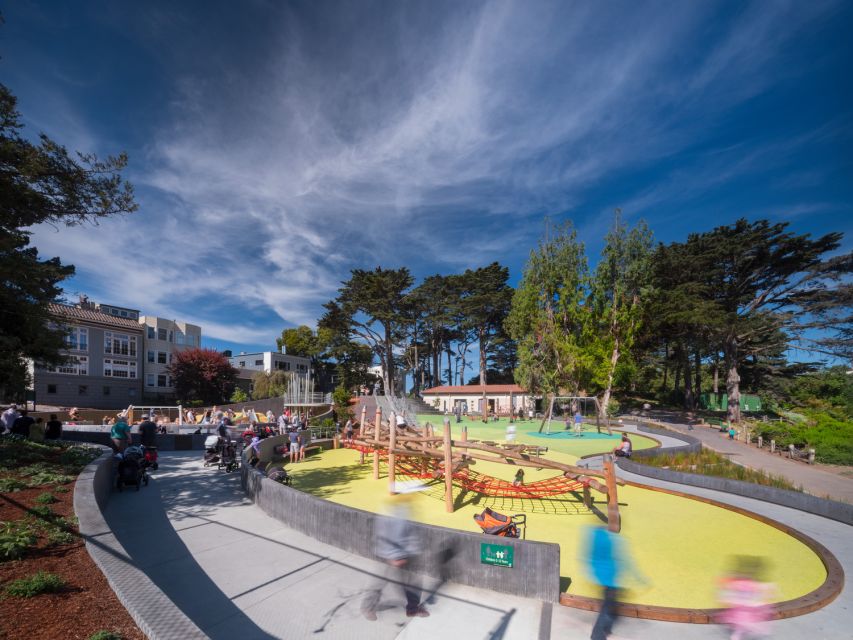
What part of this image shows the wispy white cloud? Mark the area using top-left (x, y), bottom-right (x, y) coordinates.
top-left (27, 0), bottom-right (847, 348)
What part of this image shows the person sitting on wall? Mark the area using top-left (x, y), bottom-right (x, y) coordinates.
top-left (613, 434), bottom-right (632, 458)
top-left (44, 414), bottom-right (62, 440)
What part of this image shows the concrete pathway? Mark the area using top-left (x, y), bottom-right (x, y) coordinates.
top-left (103, 448), bottom-right (851, 639)
top-left (637, 411), bottom-right (853, 502)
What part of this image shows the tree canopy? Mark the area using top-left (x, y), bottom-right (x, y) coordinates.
top-left (0, 82), bottom-right (137, 400)
top-left (168, 348), bottom-right (238, 405)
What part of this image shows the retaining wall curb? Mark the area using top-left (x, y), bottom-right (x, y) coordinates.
top-left (616, 421), bottom-right (853, 527)
top-left (240, 462), bottom-right (561, 602)
top-left (74, 448), bottom-right (207, 640)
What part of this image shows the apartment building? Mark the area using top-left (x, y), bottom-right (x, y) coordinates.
top-left (139, 316), bottom-right (202, 402)
top-left (228, 351), bottom-right (311, 375)
top-left (33, 302), bottom-right (144, 410)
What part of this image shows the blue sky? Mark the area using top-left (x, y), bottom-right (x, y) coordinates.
top-left (5, 0), bottom-right (852, 356)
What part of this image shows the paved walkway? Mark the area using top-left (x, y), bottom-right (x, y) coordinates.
top-left (102, 447), bottom-right (851, 639)
top-left (637, 411), bottom-right (853, 503)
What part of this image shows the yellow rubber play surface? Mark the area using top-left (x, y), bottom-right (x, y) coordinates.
top-left (285, 421), bottom-right (827, 609)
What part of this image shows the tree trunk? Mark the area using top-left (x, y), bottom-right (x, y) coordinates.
top-left (713, 357), bottom-right (719, 395)
top-left (682, 346), bottom-right (694, 410)
top-left (661, 340), bottom-right (669, 396)
top-left (725, 338), bottom-right (741, 423)
top-left (479, 328), bottom-right (488, 422)
top-left (673, 359), bottom-right (681, 395)
top-left (694, 348), bottom-right (702, 401)
top-left (446, 345), bottom-right (453, 386)
top-left (384, 323), bottom-right (395, 397)
top-left (599, 336), bottom-right (620, 422)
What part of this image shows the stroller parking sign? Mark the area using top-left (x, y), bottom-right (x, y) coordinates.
top-left (481, 543), bottom-right (514, 568)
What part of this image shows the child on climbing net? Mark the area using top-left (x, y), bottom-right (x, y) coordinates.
top-left (512, 468), bottom-right (525, 487)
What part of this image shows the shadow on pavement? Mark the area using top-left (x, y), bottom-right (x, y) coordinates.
top-left (103, 457), bottom-right (278, 640)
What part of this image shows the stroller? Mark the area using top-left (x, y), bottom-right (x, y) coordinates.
top-left (203, 435), bottom-right (222, 466)
top-left (203, 435), bottom-right (240, 472)
top-left (473, 507), bottom-right (526, 539)
top-left (117, 446), bottom-right (149, 491)
top-left (142, 445), bottom-right (159, 470)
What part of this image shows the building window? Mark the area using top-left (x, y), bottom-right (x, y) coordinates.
top-left (47, 355), bottom-right (88, 376)
top-left (157, 352), bottom-right (167, 364)
top-left (120, 310), bottom-right (128, 317)
top-left (176, 332), bottom-right (184, 345)
top-left (78, 385), bottom-right (88, 396)
top-left (239, 361), bottom-right (245, 367)
top-left (168, 330), bottom-right (173, 342)
top-left (104, 331), bottom-right (137, 357)
top-left (147, 351), bottom-right (155, 363)
top-left (47, 384), bottom-right (57, 394)
top-left (104, 358), bottom-right (136, 379)
top-left (255, 359), bottom-right (263, 366)
top-left (147, 326), bottom-right (155, 339)
top-left (146, 374), bottom-right (155, 387)
top-left (158, 328), bottom-right (168, 341)
top-left (157, 374), bottom-right (167, 388)
top-left (63, 326), bottom-right (88, 351)
top-left (103, 386), bottom-right (111, 396)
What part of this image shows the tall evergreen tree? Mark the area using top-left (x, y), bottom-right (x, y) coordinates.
top-left (0, 83), bottom-right (137, 399)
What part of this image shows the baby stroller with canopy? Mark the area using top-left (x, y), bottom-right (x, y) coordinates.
top-left (219, 438), bottom-right (240, 472)
top-left (473, 507), bottom-right (526, 539)
top-left (203, 435), bottom-right (222, 466)
top-left (117, 446), bottom-right (149, 491)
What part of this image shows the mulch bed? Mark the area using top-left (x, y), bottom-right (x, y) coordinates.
top-left (0, 442), bottom-right (145, 640)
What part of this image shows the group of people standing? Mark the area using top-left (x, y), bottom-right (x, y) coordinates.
top-left (1, 404), bottom-right (63, 440)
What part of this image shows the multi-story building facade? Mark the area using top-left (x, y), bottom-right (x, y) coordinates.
top-left (139, 316), bottom-right (202, 402)
top-left (228, 351), bottom-right (312, 397)
top-left (33, 302), bottom-right (144, 410)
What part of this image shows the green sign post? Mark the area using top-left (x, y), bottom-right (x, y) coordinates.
top-left (480, 542), bottom-right (514, 568)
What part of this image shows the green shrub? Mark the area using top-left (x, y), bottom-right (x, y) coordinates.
top-left (87, 631), bottom-right (122, 640)
top-left (25, 471), bottom-right (73, 487)
top-left (0, 477), bottom-right (26, 492)
top-left (59, 446), bottom-right (99, 470)
top-left (0, 521), bottom-right (37, 560)
top-left (641, 450), bottom-right (800, 491)
top-left (46, 527), bottom-right (75, 546)
top-left (53, 486), bottom-right (70, 494)
top-left (34, 493), bottom-right (58, 505)
top-left (3, 571), bottom-right (66, 598)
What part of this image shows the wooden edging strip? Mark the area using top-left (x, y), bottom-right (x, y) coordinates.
top-left (559, 479), bottom-right (844, 622)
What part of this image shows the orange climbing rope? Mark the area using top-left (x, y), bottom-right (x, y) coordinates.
top-left (394, 456), bottom-right (587, 499)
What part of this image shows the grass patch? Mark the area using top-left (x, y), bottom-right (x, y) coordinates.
top-left (87, 632), bottom-right (122, 640)
top-left (3, 571), bottom-right (66, 598)
top-left (34, 493), bottom-right (58, 505)
top-left (640, 450), bottom-right (800, 490)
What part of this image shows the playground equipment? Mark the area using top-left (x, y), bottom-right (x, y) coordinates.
top-left (540, 396), bottom-right (611, 436)
top-left (126, 405), bottom-right (185, 425)
top-left (348, 408), bottom-right (623, 531)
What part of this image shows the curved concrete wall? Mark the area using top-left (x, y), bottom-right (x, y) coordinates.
top-left (240, 464), bottom-right (561, 602)
top-left (615, 421), bottom-right (853, 527)
top-left (74, 449), bottom-right (206, 640)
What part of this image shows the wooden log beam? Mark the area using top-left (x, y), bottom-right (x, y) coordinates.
top-left (373, 406), bottom-right (382, 480)
top-left (443, 418), bottom-right (453, 512)
top-left (389, 412), bottom-right (397, 493)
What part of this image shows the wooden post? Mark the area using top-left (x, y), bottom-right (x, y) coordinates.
top-left (770, 439), bottom-right (776, 453)
top-left (758, 435), bottom-right (763, 449)
top-left (788, 443), bottom-right (795, 459)
top-left (360, 405), bottom-right (367, 438)
top-left (583, 484), bottom-right (592, 508)
top-left (808, 449), bottom-right (815, 465)
top-left (443, 418), bottom-right (453, 512)
top-left (603, 455), bottom-right (620, 533)
top-left (421, 423), bottom-right (430, 475)
top-left (389, 412), bottom-right (397, 493)
top-left (373, 407), bottom-right (382, 480)
top-left (461, 426), bottom-right (468, 442)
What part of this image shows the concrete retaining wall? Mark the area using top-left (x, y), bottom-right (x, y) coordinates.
top-left (614, 424), bottom-right (853, 527)
top-left (241, 464), bottom-right (561, 602)
top-left (60, 429), bottom-right (213, 451)
top-left (74, 450), bottom-right (206, 639)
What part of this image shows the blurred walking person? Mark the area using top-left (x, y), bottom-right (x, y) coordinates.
top-left (582, 522), bottom-right (646, 640)
top-left (362, 488), bottom-right (429, 620)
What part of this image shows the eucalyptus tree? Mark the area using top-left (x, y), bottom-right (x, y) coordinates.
top-left (507, 222), bottom-right (593, 414)
top-left (590, 213), bottom-right (653, 418)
